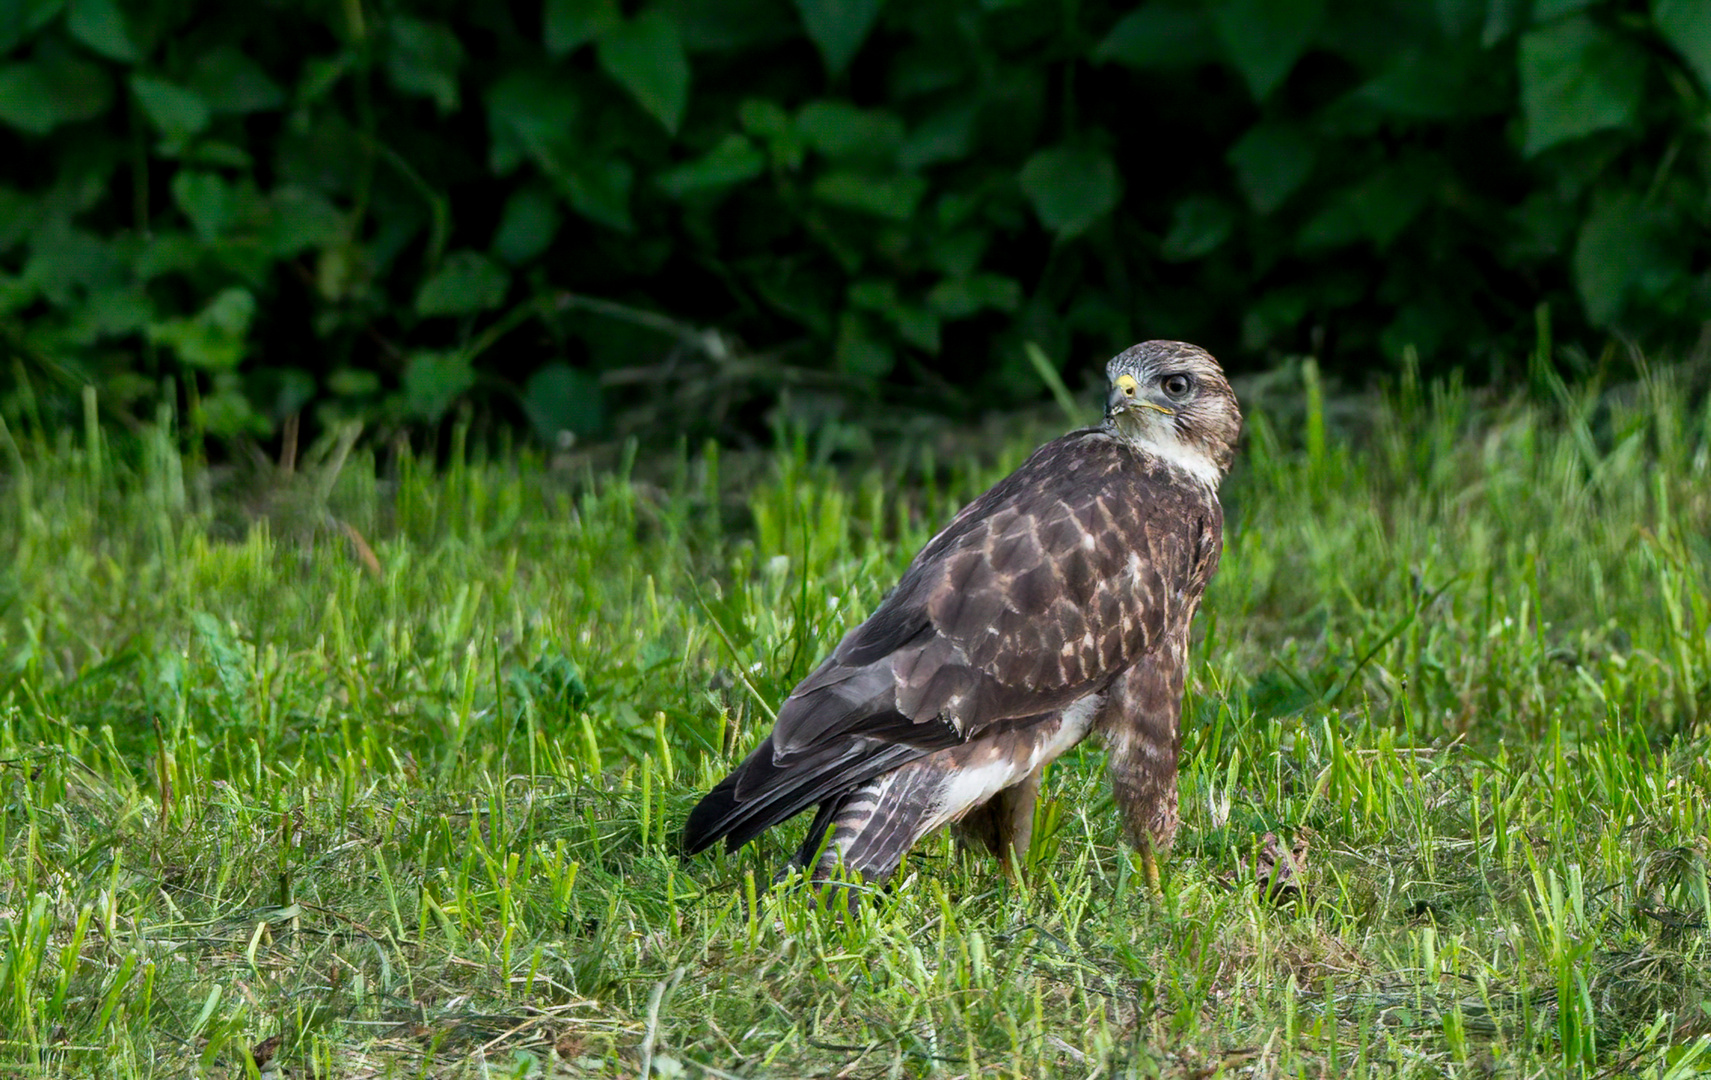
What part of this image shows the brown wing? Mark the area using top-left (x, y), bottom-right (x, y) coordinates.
top-left (682, 429), bottom-right (1221, 855)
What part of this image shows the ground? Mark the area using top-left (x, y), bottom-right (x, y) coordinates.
top-left (2, 362), bottom-right (1709, 1078)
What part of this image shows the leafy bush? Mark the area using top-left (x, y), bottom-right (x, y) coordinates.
top-left (1, 0), bottom-right (1708, 444)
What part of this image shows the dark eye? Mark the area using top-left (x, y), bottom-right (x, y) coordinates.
top-left (1162, 373), bottom-right (1192, 398)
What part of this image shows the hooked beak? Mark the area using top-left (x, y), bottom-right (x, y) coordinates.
top-left (1106, 387), bottom-right (1176, 419)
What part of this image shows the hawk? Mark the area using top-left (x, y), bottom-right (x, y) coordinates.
top-left (683, 341), bottom-right (1242, 889)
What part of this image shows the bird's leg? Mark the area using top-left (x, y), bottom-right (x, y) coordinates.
top-left (950, 772), bottom-right (1042, 881)
top-left (998, 769), bottom-right (1042, 881)
top-left (1101, 647), bottom-right (1185, 900)
top-left (1139, 835), bottom-right (1162, 898)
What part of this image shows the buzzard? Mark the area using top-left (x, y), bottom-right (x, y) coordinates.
top-left (683, 341), bottom-right (1242, 890)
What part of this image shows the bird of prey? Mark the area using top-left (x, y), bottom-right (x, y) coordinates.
top-left (683, 341), bottom-right (1242, 891)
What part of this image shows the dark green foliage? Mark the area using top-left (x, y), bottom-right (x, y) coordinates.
top-left (1, 0), bottom-right (1709, 443)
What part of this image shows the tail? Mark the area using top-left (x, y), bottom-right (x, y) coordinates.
top-left (680, 734), bottom-right (923, 856)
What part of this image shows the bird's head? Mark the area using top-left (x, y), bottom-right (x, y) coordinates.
top-left (1103, 340), bottom-right (1242, 484)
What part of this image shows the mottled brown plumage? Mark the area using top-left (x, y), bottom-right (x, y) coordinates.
top-left (683, 341), bottom-right (1241, 885)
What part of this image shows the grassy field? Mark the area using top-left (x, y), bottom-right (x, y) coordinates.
top-left (3, 359), bottom-right (1710, 1079)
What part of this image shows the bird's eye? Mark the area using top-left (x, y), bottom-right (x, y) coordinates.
top-left (1161, 374), bottom-right (1192, 398)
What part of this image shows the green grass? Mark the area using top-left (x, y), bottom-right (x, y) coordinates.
top-left (3, 361), bottom-right (1711, 1079)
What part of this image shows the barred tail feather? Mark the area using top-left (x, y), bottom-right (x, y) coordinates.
top-left (680, 735), bottom-right (924, 856)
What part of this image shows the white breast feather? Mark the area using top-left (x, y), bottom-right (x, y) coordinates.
top-left (935, 692), bottom-right (1104, 827)
top-left (1135, 428), bottom-right (1221, 487)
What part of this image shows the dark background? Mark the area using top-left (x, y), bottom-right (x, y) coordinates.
top-left (1, 0), bottom-right (1708, 448)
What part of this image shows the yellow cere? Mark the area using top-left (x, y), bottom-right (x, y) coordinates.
top-left (1115, 374), bottom-right (1138, 396)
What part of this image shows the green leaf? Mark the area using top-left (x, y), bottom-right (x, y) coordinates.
top-left (523, 362), bottom-right (605, 439)
top-left (491, 186), bottom-right (562, 264)
top-left (1434, 0), bottom-right (1483, 38)
top-left (739, 97), bottom-right (791, 137)
top-left (1095, 1), bottom-right (1219, 68)
top-left (741, 97), bottom-right (806, 168)
top-left (1211, 0), bottom-right (1325, 100)
top-left (671, 0), bottom-right (798, 52)
top-left (1518, 16), bottom-right (1646, 155)
top-left (23, 223), bottom-right (120, 303)
top-left (746, 257), bottom-right (837, 333)
top-left (1226, 121), bottom-right (1314, 213)
top-left (1481, 0), bottom-right (1528, 45)
top-left (486, 70), bottom-right (634, 230)
top-left (134, 232), bottom-right (203, 281)
top-left (327, 368), bottom-right (380, 396)
top-left (562, 157), bottom-right (635, 232)
top-left (1296, 201), bottom-right (1361, 249)
top-left (66, 0), bottom-right (137, 61)
top-left (187, 47), bottom-right (286, 114)
top-left (794, 0), bottom-right (883, 75)
top-left (486, 68), bottom-right (579, 174)
top-left (1298, 165), bottom-right (1434, 249)
top-left (0, 187), bottom-right (30, 251)
top-left (130, 74), bottom-right (210, 141)
top-left (544, 0), bottom-right (619, 55)
top-left (250, 366), bottom-right (316, 420)
top-left (0, 0), bottom-right (63, 55)
top-left (264, 187), bottom-right (346, 257)
top-left (849, 280), bottom-right (939, 350)
top-left (196, 374), bottom-right (267, 437)
top-left (811, 170), bottom-right (925, 219)
top-left (1654, 0), bottom-right (1711, 91)
top-left (597, 10), bottom-right (690, 133)
top-left (403, 350), bottom-right (476, 422)
top-left (415, 250), bottom-right (511, 316)
top-left (656, 134), bottom-right (765, 197)
top-left (797, 100), bottom-right (904, 161)
top-left (387, 15), bottom-right (464, 112)
top-left (898, 99), bottom-right (977, 169)
top-left (928, 229), bottom-right (987, 277)
top-left (847, 281), bottom-right (895, 310)
top-left (1160, 196), bottom-right (1235, 261)
top-left (64, 284), bottom-right (152, 344)
top-left (298, 55), bottom-right (350, 103)
top-left (0, 273), bottom-right (35, 316)
top-left (0, 52), bottom-right (111, 134)
top-left (1345, 165), bottom-right (1433, 246)
top-left (1019, 145), bottom-right (1121, 239)
top-left (927, 273), bottom-right (1020, 318)
top-left (1534, 0), bottom-right (1597, 19)
top-left (1573, 191), bottom-right (1680, 327)
top-left (180, 140), bottom-right (252, 169)
top-left (171, 170), bottom-right (231, 241)
top-left (1354, 50), bottom-right (1478, 119)
top-left (893, 307), bottom-right (940, 351)
top-left (147, 287), bottom-right (256, 369)
top-left (836, 312), bottom-right (895, 378)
